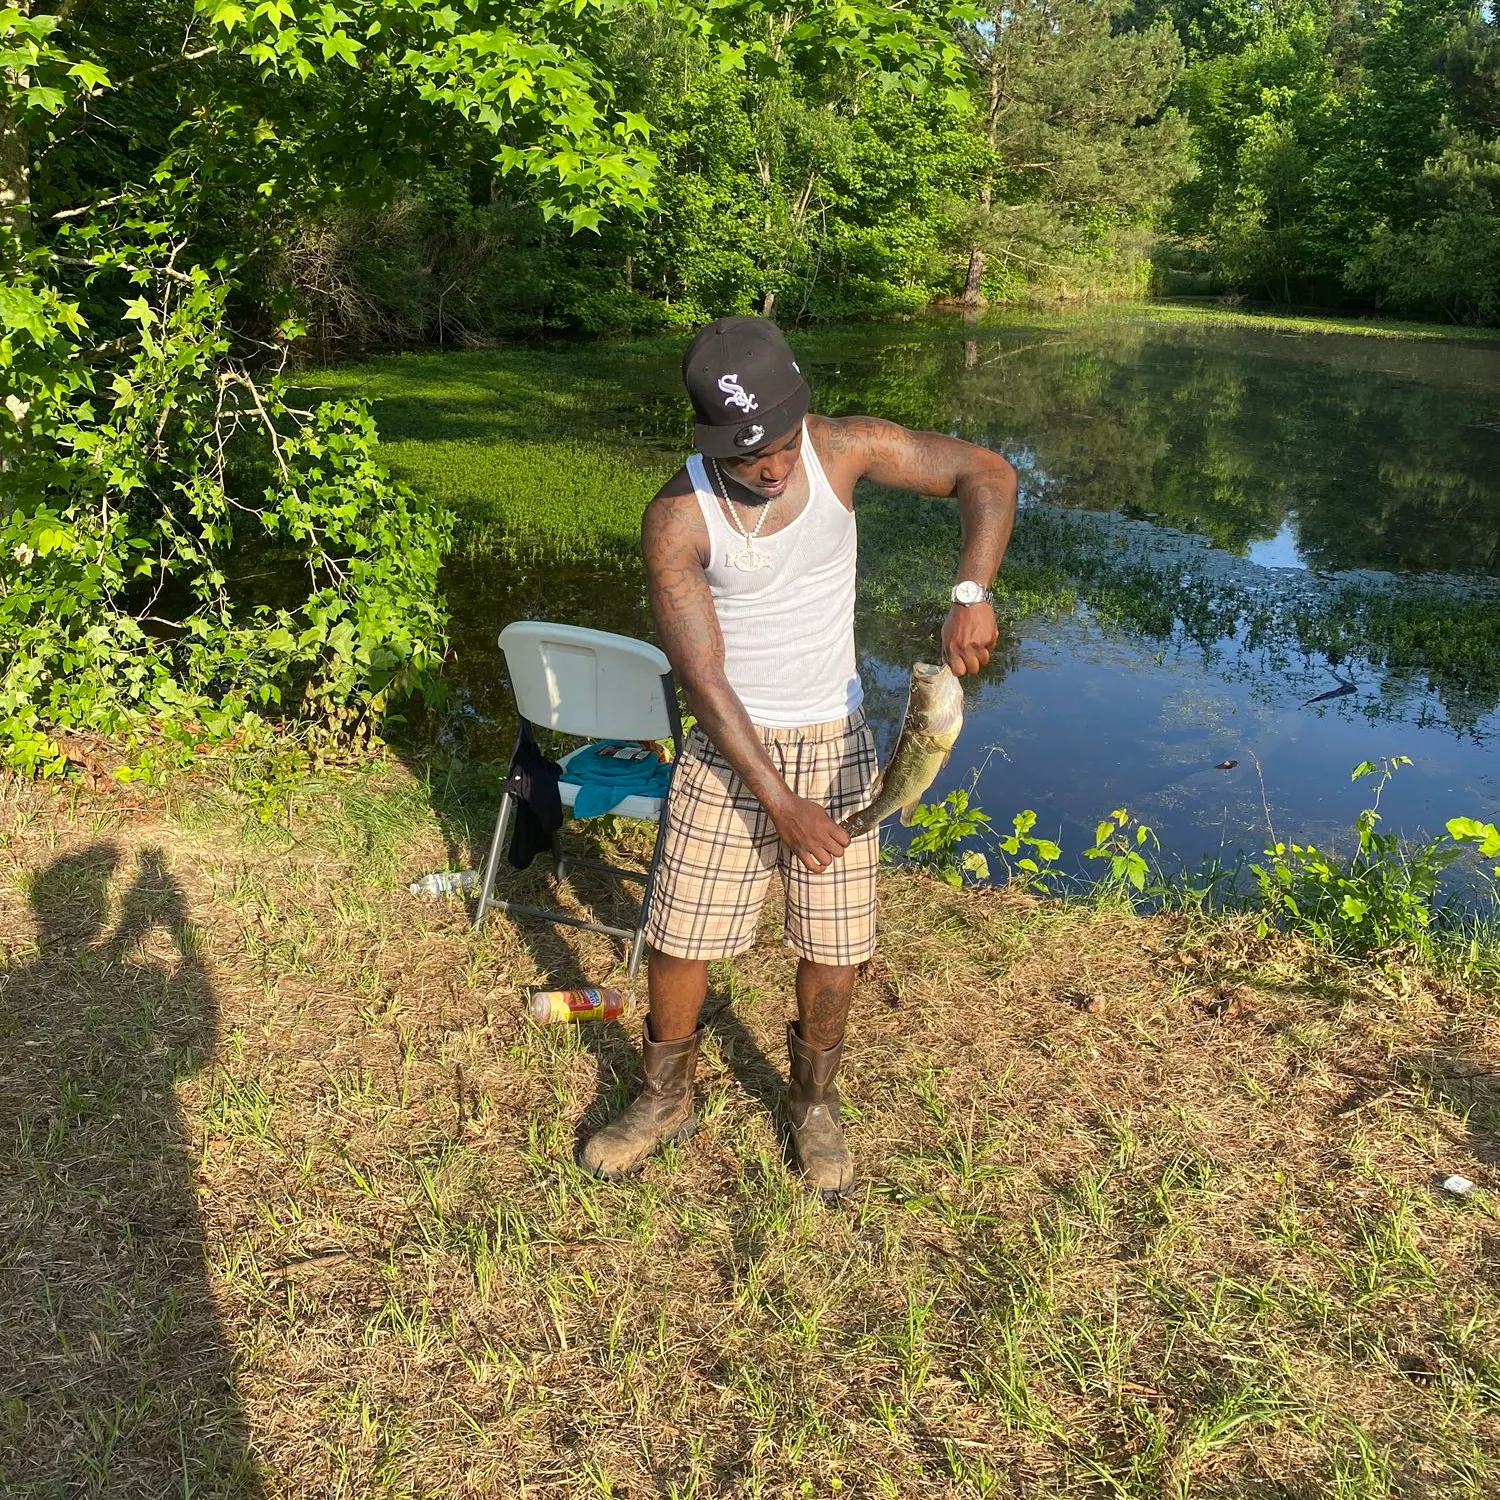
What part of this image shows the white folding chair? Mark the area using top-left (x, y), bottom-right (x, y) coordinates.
top-left (473, 621), bottom-right (684, 977)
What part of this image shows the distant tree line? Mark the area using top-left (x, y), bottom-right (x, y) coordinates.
top-left (271, 0), bottom-right (1500, 342)
top-left (1156, 0), bottom-right (1500, 323)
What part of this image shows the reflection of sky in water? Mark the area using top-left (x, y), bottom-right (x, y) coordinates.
top-left (867, 613), bottom-right (1500, 880)
top-left (1245, 520), bottom-right (1308, 571)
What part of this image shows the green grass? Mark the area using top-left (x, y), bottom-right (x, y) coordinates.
top-left (1001, 298), bottom-right (1500, 343)
top-left (3, 773), bottom-right (1498, 1496)
top-left (300, 348), bottom-right (684, 559)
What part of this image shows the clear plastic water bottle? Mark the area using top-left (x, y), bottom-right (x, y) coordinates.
top-left (527, 988), bottom-right (635, 1025)
top-left (408, 869), bottom-right (478, 898)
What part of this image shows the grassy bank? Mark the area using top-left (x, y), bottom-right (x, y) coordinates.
top-left (300, 348), bottom-right (679, 560)
top-left (1032, 300), bottom-right (1500, 344)
top-left (2, 767), bottom-right (1498, 1497)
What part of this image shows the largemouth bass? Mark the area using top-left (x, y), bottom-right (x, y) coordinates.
top-left (840, 662), bottom-right (964, 837)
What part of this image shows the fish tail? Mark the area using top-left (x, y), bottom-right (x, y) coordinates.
top-left (840, 806), bottom-right (874, 837)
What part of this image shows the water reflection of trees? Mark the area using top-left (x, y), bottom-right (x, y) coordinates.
top-left (806, 319), bottom-right (1500, 576)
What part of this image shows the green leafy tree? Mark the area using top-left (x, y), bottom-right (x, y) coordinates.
top-left (1167, 0), bottom-right (1500, 320)
top-left (1171, 8), bottom-right (1343, 299)
top-left (495, 0), bottom-right (985, 330)
top-left (954, 0), bottom-right (1189, 304)
top-left (1346, 3), bottom-right (1500, 320)
top-left (1, 0), bottom-right (654, 774)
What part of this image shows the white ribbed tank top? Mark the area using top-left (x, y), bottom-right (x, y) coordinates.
top-left (687, 425), bottom-right (862, 729)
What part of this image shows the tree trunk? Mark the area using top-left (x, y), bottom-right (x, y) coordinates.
top-left (961, 246), bottom-right (985, 306)
top-left (961, 184), bottom-right (994, 307)
top-left (761, 289), bottom-right (776, 318)
top-left (790, 173), bottom-right (818, 226)
top-left (961, 36), bottom-right (1006, 311)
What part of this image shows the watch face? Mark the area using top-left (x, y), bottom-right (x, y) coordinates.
top-left (953, 581), bottom-right (984, 604)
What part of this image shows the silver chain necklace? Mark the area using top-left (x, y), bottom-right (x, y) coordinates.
top-left (710, 458), bottom-right (775, 572)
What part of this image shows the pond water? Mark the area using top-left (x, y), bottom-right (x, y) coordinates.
top-left (422, 311), bottom-right (1500, 880)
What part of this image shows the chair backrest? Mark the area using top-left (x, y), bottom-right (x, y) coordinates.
top-left (498, 621), bottom-right (675, 742)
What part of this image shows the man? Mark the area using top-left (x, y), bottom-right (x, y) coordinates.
top-left (580, 316), bottom-right (1016, 1196)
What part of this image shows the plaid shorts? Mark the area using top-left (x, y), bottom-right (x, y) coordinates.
top-left (644, 712), bottom-right (880, 965)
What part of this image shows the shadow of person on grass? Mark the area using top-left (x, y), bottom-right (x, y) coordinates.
top-left (0, 844), bottom-right (259, 1498)
top-left (702, 997), bottom-right (797, 1171)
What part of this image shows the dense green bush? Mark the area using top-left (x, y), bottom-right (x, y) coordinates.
top-left (0, 242), bottom-right (451, 775)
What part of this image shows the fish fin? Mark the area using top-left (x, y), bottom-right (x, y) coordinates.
top-left (898, 801), bottom-right (919, 827)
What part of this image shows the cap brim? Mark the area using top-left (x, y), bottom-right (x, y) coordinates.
top-left (694, 381), bottom-right (810, 459)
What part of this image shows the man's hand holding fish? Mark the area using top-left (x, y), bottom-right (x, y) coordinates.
top-left (577, 316), bottom-right (1017, 1198)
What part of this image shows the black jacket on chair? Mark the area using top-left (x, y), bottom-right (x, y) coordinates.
top-left (503, 735), bottom-right (563, 871)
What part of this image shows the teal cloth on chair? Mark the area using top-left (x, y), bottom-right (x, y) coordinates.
top-left (565, 741), bottom-right (672, 818)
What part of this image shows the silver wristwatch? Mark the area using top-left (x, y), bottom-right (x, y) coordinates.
top-left (950, 579), bottom-right (992, 606)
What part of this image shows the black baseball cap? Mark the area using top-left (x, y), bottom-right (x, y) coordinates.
top-left (681, 315), bottom-right (811, 458)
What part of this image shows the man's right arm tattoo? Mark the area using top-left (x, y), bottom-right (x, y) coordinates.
top-left (643, 493), bottom-right (794, 818)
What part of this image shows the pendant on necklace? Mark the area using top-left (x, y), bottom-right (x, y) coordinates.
top-left (726, 546), bottom-right (772, 572)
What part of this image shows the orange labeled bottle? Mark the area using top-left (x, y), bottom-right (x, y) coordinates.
top-left (526, 988), bottom-right (636, 1025)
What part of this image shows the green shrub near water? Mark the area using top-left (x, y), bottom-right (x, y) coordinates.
top-left (1, 254), bottom-right (452, 778)
top-left (903, 759), bottom-right (1500, 978)
top-left (1, 0), bottom-right (693, 777)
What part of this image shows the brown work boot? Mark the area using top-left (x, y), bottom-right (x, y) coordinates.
top-left (578, 1021), bottom-right (700, 1180)
top-left (786, 1022), bottom-right (856, 1198)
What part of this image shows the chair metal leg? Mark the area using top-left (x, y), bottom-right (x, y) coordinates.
top-left (559, 854), bottom-right (647, 884)
top-left (628, 803), bottom-right (673, 979)
top-left (473, 791), bottom-right (515, 931)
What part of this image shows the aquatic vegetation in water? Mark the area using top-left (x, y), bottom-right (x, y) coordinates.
top-left (300, 349), bottom-right (682, 561)
top-left (860, 494), bottom-right (1500, 735)
top-left (901, 759), bottom-right (1500, 972)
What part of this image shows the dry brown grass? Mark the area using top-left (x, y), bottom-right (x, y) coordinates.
top-left (1, 767), bottom-right (1497, 1499)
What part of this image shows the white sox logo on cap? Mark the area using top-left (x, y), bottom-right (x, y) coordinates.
top-left (683, 317), bottom-right (808, 458)
top-left (717, 373), bottom-right (758, 412)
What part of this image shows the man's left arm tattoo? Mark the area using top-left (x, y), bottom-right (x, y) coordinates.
top-left (837, 416), bottom-right (1018, 584)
